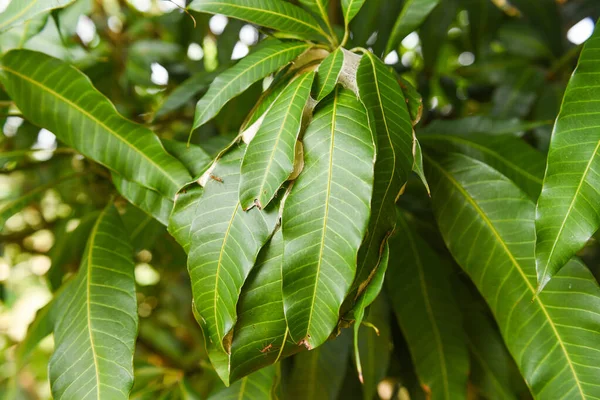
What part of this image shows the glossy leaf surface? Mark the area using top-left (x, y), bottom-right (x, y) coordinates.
top-left (341, 0), bottom-right (366, 28)
top-left (386, 0), bottom-right (440, 55)
top-left (315, 48), bottom-right (344, 101)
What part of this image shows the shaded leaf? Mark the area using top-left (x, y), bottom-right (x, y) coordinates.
top-left (315, 48), bottom-right (344, 101)
top-left (425, 152), bottom-right (600, 399)
top-left (192, 40), bottom-right (310, 131)
top-left (282, 88), bottom-right (374, 349)
top-left (207, 366), bottom-right (276, 400)
top-left (385, 0), bottom-right (440, 55)
top-left (49, 204), bottom-right (137, 399)
top-left (397, 75), bottom-right (423, 126)
top-left (387, 213), bottom-right (469, 400)
top-left (113, 175), bottom-right (173, 226)
top-left (419, 116), bottom-right (548, 137)
top-left (341, 0), bottom-right (366, 28)
top-left (0, 50), bottom-right (192, 198)
top-left (163, 140), bottom-right (212, 180)
top-left (535, 23), bottom-right (600, 290)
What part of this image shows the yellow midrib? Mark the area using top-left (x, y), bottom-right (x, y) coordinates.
top-left (426, 155), bottom-right (585, 399)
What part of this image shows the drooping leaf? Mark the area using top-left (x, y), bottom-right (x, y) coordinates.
top-left (285, 331), bottom-right (351, 400)
top-left (162, 140), bottom-right (212, 180)
top-left (282, 88), bottom-right (375, 349)
top-left (425, 152), bottom-right (600, 399)
top-left (341, 0), bottom-right (366, 28)
top-left (397, 75), bottom-right (423, 126)
top-left (0, 0), bottom-right (74, 32)
top-left (191, 40), bottom-right (310, 132)
top-left (0, 50), bottom-right (192, 198)
top-left (535, 22), bottom-right (600, 290)
top-left (420, 134), bottom-right (545, 200)
top-left (353, 51), bottom-right (413, 290)
top-left (385, 0), bottom-right (440, 55)
top-left (387, 213), bottom-right (469, 399)
top-left (207, 366), bottom-right (276, 400)
top-left (188, 0), bottom-right (328, 41)
top-left (239, 71), bottom-right (314, 210)
top-left (314, 48), bottom-right (344, 101)
top-left (49, 203), bottom-right (137, 400)
top-left (185, 145), bottom-right (278, 355)
top-left (113, 175), bottom-right (173, 226)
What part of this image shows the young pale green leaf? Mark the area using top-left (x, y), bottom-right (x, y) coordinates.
top-left (186, 145), bottom-right (278, 354)
top-left (0, 50), bottom-right (192, 198)
top-left (49, 204), bottom-right (137, 400)
top-left (341, 0), bottom-right (366, 28)
top-left (282, 88), bottom-right (375, 349)
top-left (188, 0), bottom-right (327, 41)
top-left (239, 71), bottom-right (315, 210)
top-left (0, 0), bottom-right (74, 32)
top-left (285, 332), bottom-right (351, 400)
top-left (535, 22), bottom-right (600, 291)
top-left (385, 0), bottom-right (440, 55)
top-left (425, 152), bottom-right (600, 399)
top-left (387, 213), bottom-right (469, 400)
top-left (352, 243), bottom-right (388, 385)
top-left (191, 41), bottom-right (310, 132)
top-left (207, 366), bottom-right (276, 400)
top-left (314, 48), bottom-right (344, 101)
top-left (230, 229), bottom-right (302, 381)
top-left (353, 51), bottom-right (413, 290)
top-left (420, 134), bottom-right (545, 200)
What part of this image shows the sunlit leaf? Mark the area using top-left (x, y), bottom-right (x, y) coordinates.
top-left (0, 0), bottom-right (74, 32)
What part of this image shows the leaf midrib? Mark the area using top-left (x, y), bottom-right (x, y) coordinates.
top-left (0, 65), bottom-right (183, 195)
top-left (316, 50), bottom-right (341, 100)
top-left (425, 154), bottom-right (585, 398)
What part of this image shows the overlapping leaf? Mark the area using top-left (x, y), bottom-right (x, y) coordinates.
top-left (535, 23), bottom-right (600, 290)
top-left (49, 204), bottom-right (137, 400)
top-left (353, 52), bottom-right (413, 289)
top-left (425, 152), bottom-right (600, 399)
top-left (188, 0), bottom-right (328, 41)
top-left (298, 0), bottom-right (335, 39)
top-left (239, 71), bottom-right (315, 210)
top-left (315, 49), bottom-right (344, 101)
top-left (387, 213), bottom-right (469, 399)
top-left (0, 50), bottom-right (191, 198)
top-left (282, 88), bottom-right (375, 349)
top-left (207, 366), bottom-right (276, 400)
top-left (0, 0), bottom-right (74, 32)
top-left (113, 175), bottom-right (173, 226)
top-left (385, 0), bottom-right (440, 55)
top-left (341, 0), bottom-right (366, 28)
top-left (191, 41), bottom-right (310, 131)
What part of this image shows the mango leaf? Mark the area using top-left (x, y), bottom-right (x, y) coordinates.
top-left (229, 229), bottom-right (302, 381)
top-left (188, 0), bottom-right (328, 41)
top-left (185, 145), bottom-right (278, 356)
top-left (298, 0), bottom-right (335, 40)
top-left (387, 213), bottom-right (469, 399)
top-left (385, 0), bottom-right (440, 55)
top-left (0, 50), bottom-right (192, 198)
top-left (419, 116), bottom-right (548, 137)
top-left (162, 140), bottom-right (212, 180)
top-left (285, 331), bottom-right (351, 400)
top-left (0, 0), bottom-right (74, 32)
top-left (341, 0), bottom-right (366, 28)
top-left (191, 41), bottom-right (310, 132)
top-left (282, 88), bottom-right (375, 349)
top-left (239, 71), bottom-right (314, 210)
top-left (413, 139), bottom-right (430, 195)
top-left (207, 366), bottom-right (276, 399)
top-left (397, 75), bottom-right (423, 126)
top-left (535, 22), bottom-right (600, 291)
top-left (353, 51), bottom-right (413, 290)
top-left (49, 203), bottom-right (137, 400)
top-left (420, 134), bottom-right (545, 200)
top-left (113, 175), bottom-right (173, 226)
top-left (425, 152), bottom-right (600, 399)
top-left (314, 48), bottom-right (344, 101)
top-left (0, 14), bottom-right (48, 52)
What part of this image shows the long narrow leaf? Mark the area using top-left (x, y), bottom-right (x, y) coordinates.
top-left (314, 48), bottom-right (344, 101)
top-left (385, 0), bottom-right (440, 55)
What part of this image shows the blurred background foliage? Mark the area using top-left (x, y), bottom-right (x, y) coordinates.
top-left (1, 0), bottom-right (600, 399)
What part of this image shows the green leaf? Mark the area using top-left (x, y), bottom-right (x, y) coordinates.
top-left (0, 0), bottom-right (74, 32)
top-left (49, 203), bottom-right (137, 400)
top-left (282, 88), bottom-right (375, 349)
top-left (207, 366), bottom-right (276, 400)
top-left (341, 0), bottom-right (366, 28)
top-left (191, 41), bottom-right (310, 132)
top-left (420, 134), bottom-right (545, 200)
top-left (229, 229), bottom-right (301, 381)
top-left (420, 0), bottom-right (457, 70)
top-left (285, 331), bottom-right (351, 400)
top-left (0, 14), bottom-right (48, 52)
top-left (491, 67), bottom-right (544, 118)
top-left (239, 71), bottom-right (314, 210)
top-left (387, 213), bottom-right (469, 399)
top-left (352, 243), bottom-right (388, 385)
top-left (188, 0), bottom-right (327, 41)
top-left (314, 48), bottom-right (344, 101)
top-left (298, 0), bottom-right (334, 39)
top-left (535, 23), bottom-right (600, 291)
top-left (385, 0), bottom-right (440, 55)
top-left (183, 145), bottom-right (278, 355)
top-left (397, 76), bottom-right (423, 126)
top-left (419, 116), bottom-right (548, 137)
top-left (162, 140), bottom-right (212, 180)
top-left (113, 175), bottom-right (173, 226)
top-left (0, 50), bottom-right (192, 198)
top-left (425, 152), bottom-right (600, 399)
top-left (353, 51), bottom-right (413, 289)
top-left (412, 139), bottom-right (430, 195)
